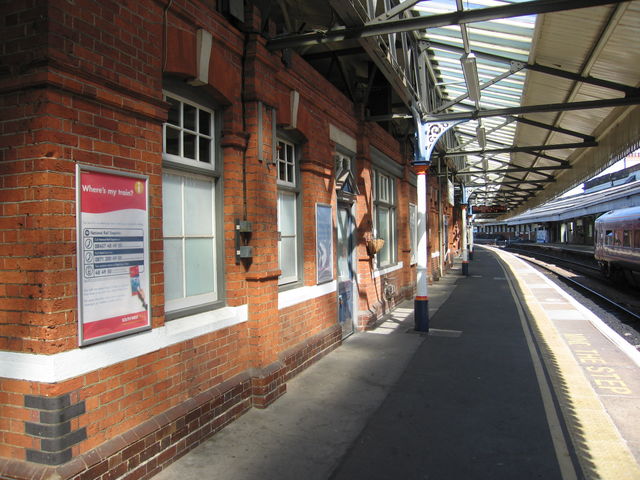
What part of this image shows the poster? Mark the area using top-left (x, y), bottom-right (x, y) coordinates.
top-left (76, 165), bottom-right (150, 345)
top-left (316, 203), bottom-right (333, 284)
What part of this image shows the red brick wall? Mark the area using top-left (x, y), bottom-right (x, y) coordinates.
top-left (0, 0), bottom-right (432, 477)
top-left (351, 125), bottom-right (417, 328)
top-left (1, 0), bottom-right (167, 354)
top-left (450, 203), bottom-right (462, 257)
top-left (428, 171), bottom-right (440, 280)
top-left (0, 321), bottom-right (249, 458)
top-left (279, 295), bottom-right (338, 354)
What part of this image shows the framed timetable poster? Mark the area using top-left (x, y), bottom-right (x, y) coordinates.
top-left (76, 165), bottom-right (151, 346)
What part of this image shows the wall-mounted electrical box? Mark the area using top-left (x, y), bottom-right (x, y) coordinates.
top-left (236, 220), bottom-right (252, 233)
top-left (235, 219), bottom-right (252, 264)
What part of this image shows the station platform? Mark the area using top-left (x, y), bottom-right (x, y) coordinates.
top-left (151, 246), bottom-right (640, 480)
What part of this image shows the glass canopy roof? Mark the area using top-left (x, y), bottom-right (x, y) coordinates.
top-left (411, 0), bottom-right (537, 205)
top-left (267, 0), bottom-right (639, 216)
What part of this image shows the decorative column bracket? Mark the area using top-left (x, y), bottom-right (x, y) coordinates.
top-left (415, 119), bottom-right (466, 164)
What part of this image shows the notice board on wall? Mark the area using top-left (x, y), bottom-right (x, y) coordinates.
top-left (316, 203), bottom-right (334, 284)
top-left (76, 165), bottom-right (151, 346)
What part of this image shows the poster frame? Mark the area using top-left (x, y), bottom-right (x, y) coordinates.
top-left (315, 203), bottom-right (334, 284)
top-left (76, 164), bottom-right (151, 346)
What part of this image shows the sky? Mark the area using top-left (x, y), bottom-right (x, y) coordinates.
top-left (561, 149), bottom-right (640, 197)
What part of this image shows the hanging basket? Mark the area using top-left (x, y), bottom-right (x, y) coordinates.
top-left (366, 237), bottom-right (385, 256)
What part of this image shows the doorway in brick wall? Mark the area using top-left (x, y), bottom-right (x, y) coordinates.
top-left (337, 203), bottom-right (356, 339)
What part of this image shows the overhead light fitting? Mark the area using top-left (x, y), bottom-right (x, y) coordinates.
top-left (476, 124), bottom-right (486, 149)
top-left (460, 53), bottom-right (481, 103)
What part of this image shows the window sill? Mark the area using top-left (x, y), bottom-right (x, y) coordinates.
top-left (278, 281), bottom-right (337, 310)
top-left (163, 305), bottom-right (248, 342)
top-left (0, 305), bottom-right (248, 384)
top-left (371, 261), bottom-right (404, 279)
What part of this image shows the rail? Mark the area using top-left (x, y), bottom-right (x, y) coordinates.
top-left (508, 250), bottom-right (640, 323)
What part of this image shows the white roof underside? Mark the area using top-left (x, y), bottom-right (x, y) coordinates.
top-left (414, 0), bottom-right (640, 217)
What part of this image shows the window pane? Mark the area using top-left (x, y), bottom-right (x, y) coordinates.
top-left (185, 177), bottom-right (213, 235)
top-left (184, 132), bottom-right (196, 159)
top-left (199, 137), bottom-right (211, 164)
top-left (286, 163), bottom-right (294, 184)
top-left (185, 238), bottom-right (215, 297)
top-left (277, 139), bottom-right (296, 185)
top-left (165, 126), bottom-right (180, 156)
top-left (377, 207), bottom-right (390, 265)
top-left (183, 103), bottom-right (197, 131)
top-left (279, 237), bottom-right (297, 280)
top-left (164, 239), bottom-right (183, 301)
top-left (391, 209), bottom-right (396, 262)
top-left (199, 110), bottom-right (211, 136)
top-left (167, 97), bottom-right (180, 126)
top-left (278, 191), bottom-right (296, 235)
top-left (163, 93), bottom-right (216, 170)
top-left (162, 173), bottom-right (183, 236)
top-left (337, 208), bottom-right (350, 281)
top-left (286, 144), bottom-right (294, 183)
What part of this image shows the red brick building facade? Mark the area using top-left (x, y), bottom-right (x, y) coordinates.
top-left (0, 1), bottom-right (463, 478)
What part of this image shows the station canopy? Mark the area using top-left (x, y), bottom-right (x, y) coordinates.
top-left (263, 0), bottom-right (640, 220)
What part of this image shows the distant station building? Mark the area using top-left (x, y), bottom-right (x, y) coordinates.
top-left (476, 161), bottom-right (640, 245)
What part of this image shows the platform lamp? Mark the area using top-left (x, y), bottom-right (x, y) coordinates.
top-left (476, 121), bottom-right (486, 149)
top-left (460, 53), bottom-right (481, 103)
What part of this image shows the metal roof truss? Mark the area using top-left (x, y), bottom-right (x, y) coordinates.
top-left (266, 0), bottom-right (640, 212)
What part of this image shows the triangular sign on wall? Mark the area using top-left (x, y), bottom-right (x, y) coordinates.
top-left (336, 168), bottom-right (359, 199)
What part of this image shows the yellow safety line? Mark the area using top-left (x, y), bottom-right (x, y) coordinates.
top-left (495, 248), bottom-right (640, 480)
top-left (497, 254), bottom-right (578, 480)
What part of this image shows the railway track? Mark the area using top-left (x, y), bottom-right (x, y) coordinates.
top-left (505, 246), bottom-right (640, 328)
top-left (507, 245), bottom-right (600, 274)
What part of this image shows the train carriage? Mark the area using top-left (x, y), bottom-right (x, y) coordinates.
top-left (594, 206), bottom-right (640, 283)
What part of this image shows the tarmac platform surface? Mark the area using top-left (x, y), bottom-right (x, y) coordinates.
top-left (152, 246), bottom-right (640, 480)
